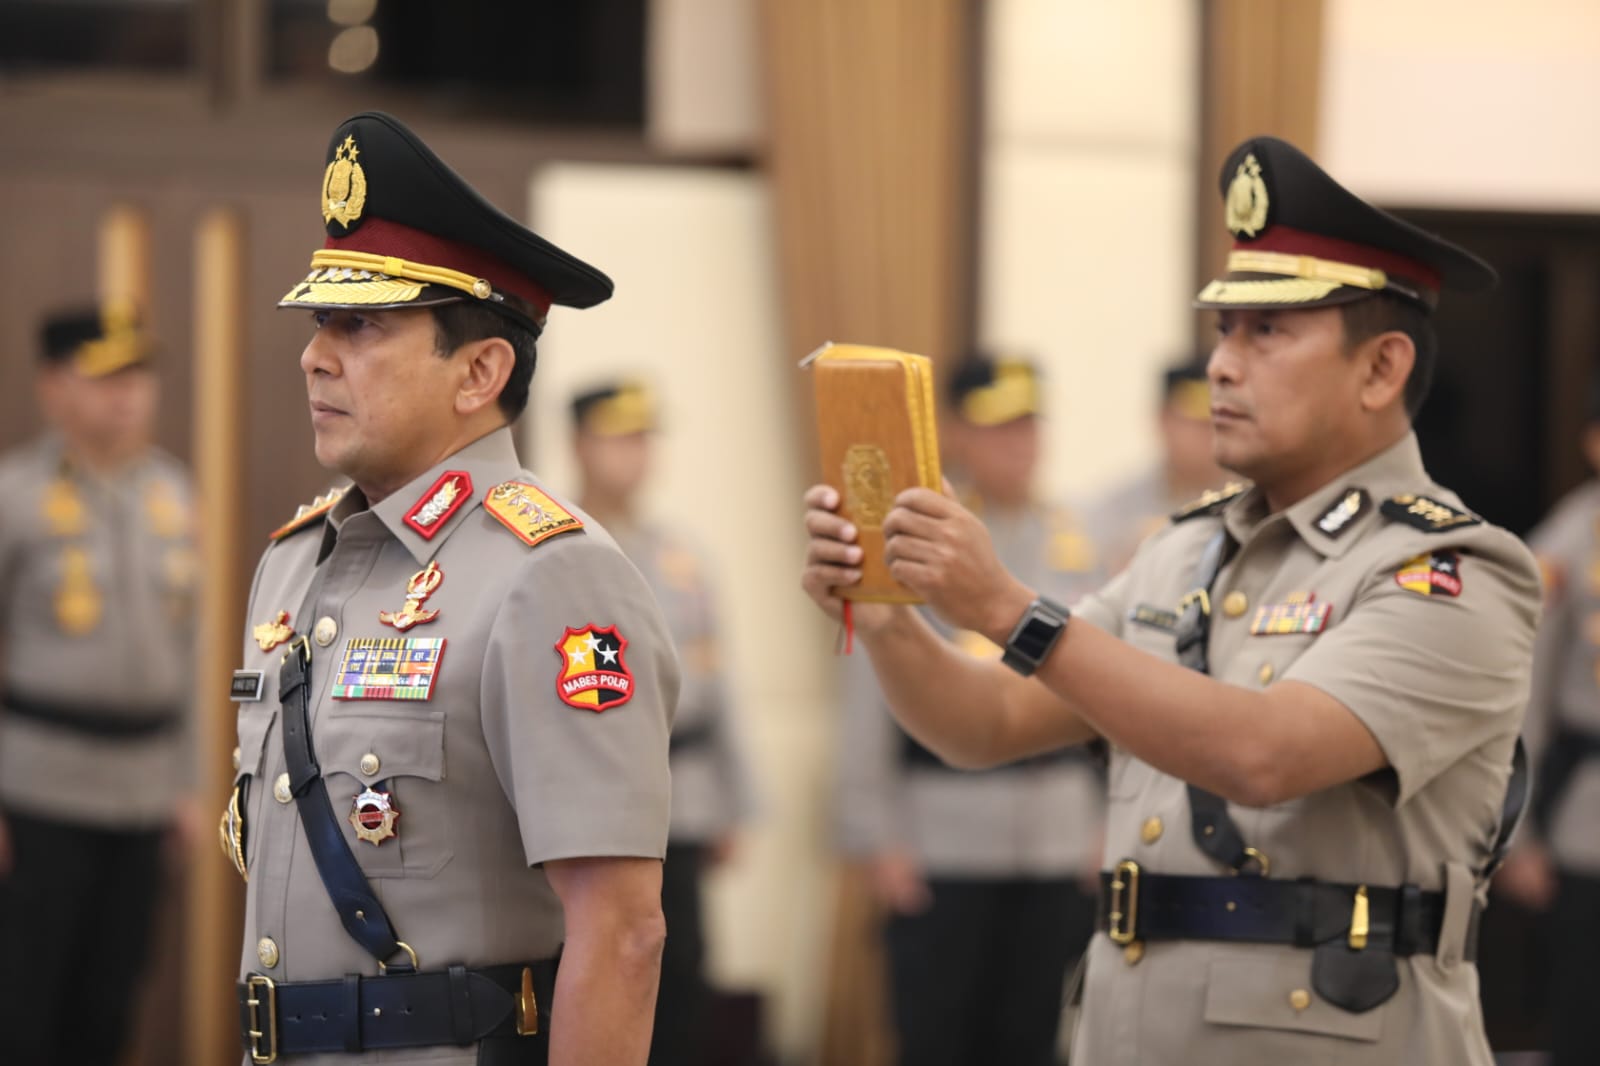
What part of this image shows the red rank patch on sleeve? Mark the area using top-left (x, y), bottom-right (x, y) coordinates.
top-left (554, 625), bottom-right (634, 711)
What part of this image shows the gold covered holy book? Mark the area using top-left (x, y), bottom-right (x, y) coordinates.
top-left (808, 343), bottom-right (943, 603)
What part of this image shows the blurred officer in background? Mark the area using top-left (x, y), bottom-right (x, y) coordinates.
top-left (228, 111), bottom-right (677, 1065)
top-left (569, 379), bottom-right (758, 1066)
top-left (1083, 358), bottom-right (1227, 574)
top-left (801, 136), bottom-right (1540, 1066)
top-left (0, 305), bottom-right (197, 1066)
top-left (834, 355), bottom-right (1104, 1066)
top-left (1495, 376), bottom-right (1600, 1066)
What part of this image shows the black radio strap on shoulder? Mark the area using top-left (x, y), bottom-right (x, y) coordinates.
top-left (278, 637), bottom-right (409, 968)
top-left (1172, 531), bottom-right (1262, 874)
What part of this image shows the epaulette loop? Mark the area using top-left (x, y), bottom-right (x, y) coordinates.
top-left (1171, 482), bottom-right (1247, 523)
top-left (483, 481), bottom-right (585, 548)
top-left (1380, 493), bottom-right (1482, 533)
top-left (269, 487), bottom-right (346, 541)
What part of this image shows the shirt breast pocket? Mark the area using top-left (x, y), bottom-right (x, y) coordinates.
top-left (320, 710), bottom-right (451, 879)
top-left (229, 707), bottom-right (276, 877)
top-left (1202, 954), bottom-right (1384, 1044)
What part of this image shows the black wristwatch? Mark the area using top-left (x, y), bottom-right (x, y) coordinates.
top-left (1000, 595), bottom-right (1072, 676)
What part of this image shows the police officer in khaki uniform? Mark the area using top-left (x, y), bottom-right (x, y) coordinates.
top-left (1082, 359), bottom-right (1227, 574)
top-left (834, 355), bottom-right (1103, 1066)
top-left (567, 380), bottom-right (758, 1066)
top-left (0, 306), bottom-right (197, 1066)
top-left (800, 136), bottom-right (1540, 1065)
top-left (225, 112), bottom-right (677, 1066)
top-left (1495, 382), bottom-right (1600, 1066)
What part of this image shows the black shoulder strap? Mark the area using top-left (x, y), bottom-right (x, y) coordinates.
top-left (1484, 737), bottom-right (1529, 881)
top-left (1172, 531), bottom-right (1263, 874)
top-left (1172, 529), bottom-right (1533, 883)
top-left (278, 638), bottom-right (411, 968)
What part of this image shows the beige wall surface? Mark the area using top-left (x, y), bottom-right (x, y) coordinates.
top-left (979, 0), bottom-right (1202, 503)
top-left (647, 0), bottom-right (763, 156)
top-left (527, 162), bottom-right (837, 1059)
top-left (1321, 0), bottom-right (1600, 210)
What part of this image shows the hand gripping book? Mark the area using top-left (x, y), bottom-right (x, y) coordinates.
top-left (807, 343), bottom-right (943, 603)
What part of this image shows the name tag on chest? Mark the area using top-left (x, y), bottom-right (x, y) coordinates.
top-left (230, 670), bottom-right (265, 702)
top-left (332, 637), bottom-right (446, 701)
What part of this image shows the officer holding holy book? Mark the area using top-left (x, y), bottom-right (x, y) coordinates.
top-left (801, 136), bottom-right (1539, 1065)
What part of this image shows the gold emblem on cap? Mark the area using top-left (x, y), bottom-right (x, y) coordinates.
top-left (322, 134), bottom-right (369, 229)
top-left (1225, 152), bottom-right (1269, 239)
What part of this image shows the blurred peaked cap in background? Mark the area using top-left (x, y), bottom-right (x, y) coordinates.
top-left (1195, 135), bottom-right (1497, 313)
top-left (40, 302), bottom-right (152, 377)
top-left (947, 352), bottom-right (1042, 427)
top-left (278, 111), bottom-right (614, 335)
top-left (1162, 357), bottom-right (1212, 421)
top-left (571, 379), bottom-right (657, 437)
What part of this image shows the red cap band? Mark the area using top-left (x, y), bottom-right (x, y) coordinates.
top-left (324, 218), bottom-right (554, 318)
top-left (1238, 224), bottom-right (1440, 293)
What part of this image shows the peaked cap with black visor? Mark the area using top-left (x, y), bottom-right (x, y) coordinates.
top-left (279, 111), bottom-right (613, 335)
top-left (1195, 136), bottom-right (1496, 313)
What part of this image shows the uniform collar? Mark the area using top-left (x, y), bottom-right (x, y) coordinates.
top-left (325, 426), bottom-right (528, 566)
top-left (1223, 432), bottom-right (1427, 558)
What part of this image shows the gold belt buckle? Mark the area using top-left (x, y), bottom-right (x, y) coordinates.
top-left (245, 973), bottom-right (278, 1064)
top-left (1108, 859), bottom-right (1141, 945)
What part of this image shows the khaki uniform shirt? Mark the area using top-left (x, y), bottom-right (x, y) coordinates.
top-left (1068, 434), bottom-right (1539, 1066)
top-left (836, 500), bottom-right (1105, 877)
top-left (0, 435), bottom-right (196, 828)
top-left (612, 524), bottom-right (756, 843)
top-left (1525, 479), bottom-right (1600, 873)
top-left (228, 428), bottom-right (677, 1066)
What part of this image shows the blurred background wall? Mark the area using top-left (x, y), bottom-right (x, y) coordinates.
top-left (1, 2), bottom-right (1597, 1064)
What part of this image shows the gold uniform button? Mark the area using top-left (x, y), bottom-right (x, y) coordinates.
top-left (232, 746), bottom-right (241, 772)
top-left (1123, 941), bottom-right (1145, 965)
top-left (1258, 663), bottom-right (1275, 685)
top-left (313, 616), bottom-right (339, 647)
top-left (257, 937), bottom-right (279, 969)
top-left (359, 753), bottom-right (381, 777)
top-left (273, 772), bottom-right (293, 804)
top-left (1289, 988), bottom-right (1311, 1011)
top-left (1222, 591), bottom-right (1249, 618)
top-left (1141, 816), bottom-right (1164, 845)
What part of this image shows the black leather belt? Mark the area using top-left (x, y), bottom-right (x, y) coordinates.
top-left (238, 959), bottom-right (556, 1061)
top-left (669, 721), bottom-right (715, 754)
top-left (1095, 863), bottom-right (1476, 960)
top-left (901, 733), bottom-right (1093, 772)
top-left (1, 688), bottom-right (180, 738)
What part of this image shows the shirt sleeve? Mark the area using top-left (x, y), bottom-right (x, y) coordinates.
top-left (1282, 532), bottom-right (1541, 807)
top-left (480, 533), bottom-right (679, 866)
top-left (832, 648), bottom-right (909, 856)
top-left (1070, 560), bottom-right (1134, 637)
top-left (681, 551), bottom-right (760, 827)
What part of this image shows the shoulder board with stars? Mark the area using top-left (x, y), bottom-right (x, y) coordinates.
top-left (483, 481), bottom-right (585, 549)
top-left (1380, 493), bottom-right (1482, 533)
top-left (269, 487), bottom-right (346, 541)
top-left (1171, 482), bottom-right (1247, 523)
